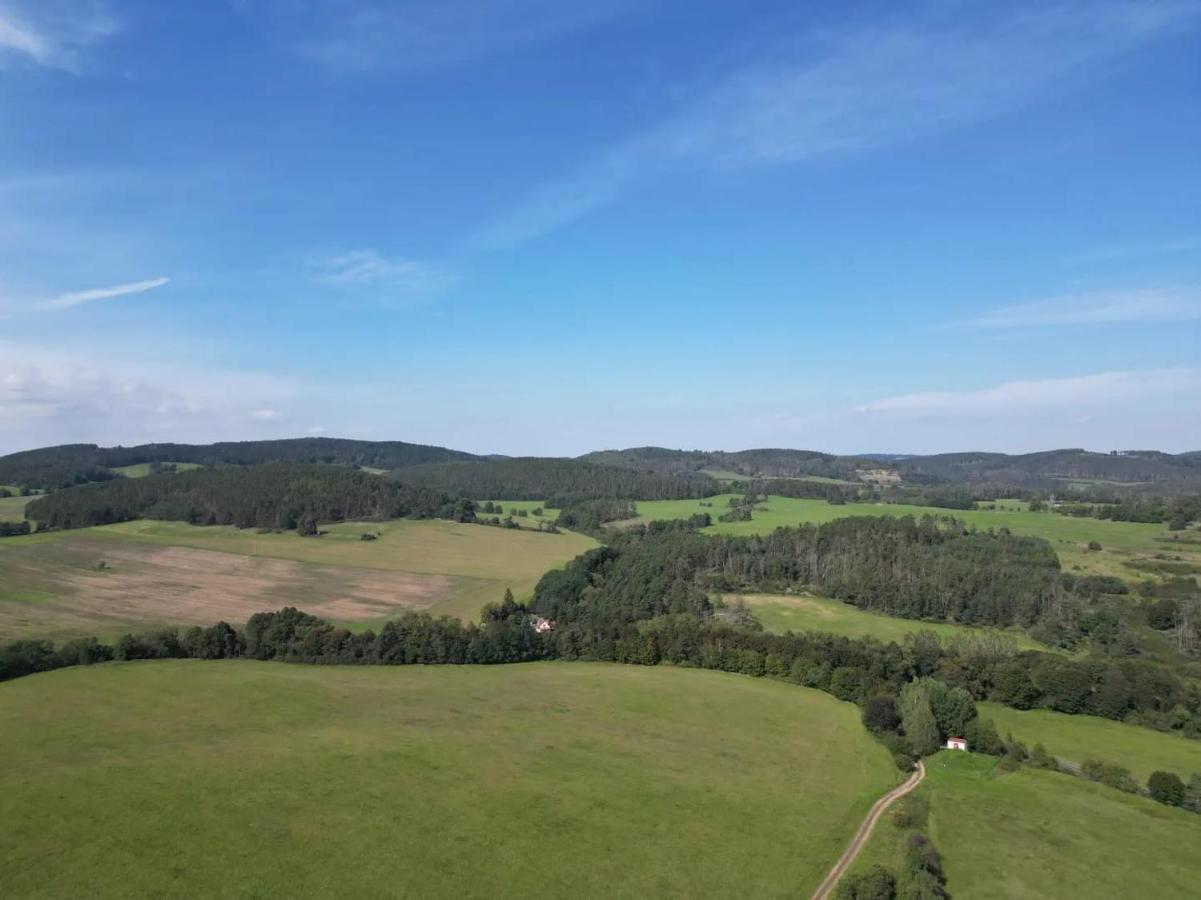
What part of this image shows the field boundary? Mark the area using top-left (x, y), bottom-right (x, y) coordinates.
top-left (810, 760), bottom-right (926, 900)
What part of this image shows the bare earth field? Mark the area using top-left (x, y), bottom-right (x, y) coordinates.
top-left (0, 519), bottom-right (597, 641)
top-left (0, 538), bottom-right (452, 640)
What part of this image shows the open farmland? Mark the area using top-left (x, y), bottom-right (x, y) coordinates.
top-left (853, 751), bottom-right (1201, 899)
top-left (741, 593), bottom-right (1045, 650)
top-left (0, 519), bottom-right (596, 640)
top-left (0, 660), bottom-right (897, 899)
top-left (0, 494), bottom-right (30, 522)
top-left (635, 494), bottom-right (1198, 580)
top-left (979, 702), bottom-right (1201, 782)
top-left (110, 461), bottom-right (204, 478)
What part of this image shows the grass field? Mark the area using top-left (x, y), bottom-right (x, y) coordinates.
top-left (979, 702), bottom-right (1201, 782)
top-left (699, 469), bottom-right (856, 485)
top-left (110, 461), bottom-right (204, 478)
top-left (0, 660), bottom-right (897, 898)
top-left (741, 593), bottom-right (1045, 650)
top-left (0, 494), bottom-right (29, 522)
top-left (476, 499), bottom-right (559, 527)
top-left (854, 751), bottom-right (1201, 898)
top-left (636, 494), bottom-right (1195, 579)
top-left (0, 519), bottom-right (596, 640)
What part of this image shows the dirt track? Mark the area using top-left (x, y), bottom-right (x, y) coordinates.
top-left (810, 759), bottom-right (927, 900)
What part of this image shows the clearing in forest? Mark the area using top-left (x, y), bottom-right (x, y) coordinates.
top-left (740, 593), bottom-right (1045, 651)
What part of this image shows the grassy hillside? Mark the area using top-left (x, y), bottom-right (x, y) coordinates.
top-left (979, 702), bottom-right (1201, 782)
top-left (636, 494), bottom-right (1194, 579)
top-left (0, 519), bottom-right (596, 640)
top-left (855, 751), bottom-right (1201, 899)
top-left (110, 461), bottom-right (203, 478)
top-left (0, 494), bottom-right (29, 522)
top-left (0, 660), bottom-right (897, 898)
top-left (742, 593), bottom-right (1045, 650)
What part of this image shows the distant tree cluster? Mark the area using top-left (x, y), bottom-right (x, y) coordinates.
top-left (0, 521), bottom-right (31, 537)
top-left (1054, 495), bottom-right (1201, 527)
top-left (24, 465), bottom-right (453, 531)
top-left (554, 498), bottom-right (636, 534)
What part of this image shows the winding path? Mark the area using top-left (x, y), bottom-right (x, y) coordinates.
top-left (810, 760), bottom-right (927, 900)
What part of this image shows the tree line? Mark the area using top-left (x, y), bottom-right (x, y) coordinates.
top-left (23, 465), bottom-right (455, 531)
top-left (392, 457), bottom-right (719, 501)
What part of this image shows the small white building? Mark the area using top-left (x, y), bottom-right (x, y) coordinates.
top-left (945, 736), bottom-right (968, 751)
top-left (532, 617), bottom-right (555, 634)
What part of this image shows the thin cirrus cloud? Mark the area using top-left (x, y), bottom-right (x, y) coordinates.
top-left (472, 1), bottom-right (1201, 250)
top-left (973, 288), bottom-right (1201, 328)
top-left (35, 276), bottom-right (170, 311)
top-left (245, 0), bottom-right (633, 70)
top-left (0, 338), bottom-right (308, 455)
top-left (0, 0), bottom-right (119, 70)
top-left (313, 249), bottom-right (457, 305)
top-left (854, 369), bottom-right (1200, 419)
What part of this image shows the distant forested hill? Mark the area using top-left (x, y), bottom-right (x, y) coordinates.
top-left (24, 465), bottom-right (451, 530)
top-left (579, 447), bottom-right (865, 480)
top-left (0, 438), bottom-right (481, 490)
top-left (580, 446), bottom-right (1201, 489)
top-left (892, 449), bottom-right (1201, 486)
top-left (391, 458), bottom-right (719, 501)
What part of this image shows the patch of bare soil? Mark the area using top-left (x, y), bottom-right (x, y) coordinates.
top-left (0, 540), bottom-right (454, 639)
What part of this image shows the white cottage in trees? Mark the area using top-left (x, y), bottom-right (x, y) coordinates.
top-left (945, 736), bottom-right (968, 751)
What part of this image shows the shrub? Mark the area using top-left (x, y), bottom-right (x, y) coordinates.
top-left (835, 865), bottom-right (896, 900)
top-left (1028, 743), bottom-right (1057, 770)
top-left (1148, 770), bottom-right (1186, 806)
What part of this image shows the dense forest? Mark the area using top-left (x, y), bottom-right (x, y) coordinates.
top-left (24, 465), bottom-right (455, 531)
top-left (532, 516), bottom-right (1065, 629)
top-left (0, 437), bottom-right (481, 490)
top-left (391, 457), bottom-right (719, 501)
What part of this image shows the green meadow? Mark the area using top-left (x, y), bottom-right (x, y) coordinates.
top-left (635, 494), bottom-right (1193, 579)
top-left (0, 660), bottom-right (897, 899)
top-left (741, 593), bottom-right (1045, 650)
top-left (0, 493), bottom-right (30, 522)
top-left (979, 702), bottom-right (1201, 782)
top-left (476, 499), bottom-right (559, 527)
top-left (110, 461), bottom-right (204, 478)
top-left (855, 751), bottom-right (1201, 899)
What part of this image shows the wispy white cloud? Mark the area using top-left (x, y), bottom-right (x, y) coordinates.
top-left (35, 276), bottom-right (169, 311)
top-left (0, 339), bottom-right (309, 454)
top-left (974, 287), bottom-right (1201, 328)
top-left (241, 0), bottom-right (631, 70)
top-left (473, 1), bottom-right (1201, 249)
top-left (312, 249), bottom-right (456, 305)
top-left (854, 369), bottom-right (1200, 419)
top-left (0, 1), bottom-right (119, 71)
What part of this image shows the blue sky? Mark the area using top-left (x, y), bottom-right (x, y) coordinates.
top-left (1, 0), bottom-right (1199, 456)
